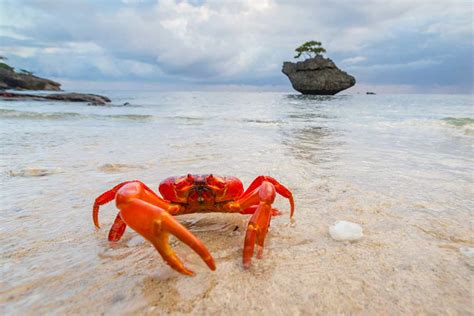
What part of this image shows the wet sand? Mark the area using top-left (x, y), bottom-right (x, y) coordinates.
top-left (1, 92), bottom-right (473, 315)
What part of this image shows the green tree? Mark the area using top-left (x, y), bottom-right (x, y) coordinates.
top-left (0, 56), bottom-right (14, 72)
top-left (19, 69), bottom-right (33, 75)
top-left (294, 41), bottom-right (326, 59)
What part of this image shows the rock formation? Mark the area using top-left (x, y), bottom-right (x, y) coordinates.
top-left (282, 56), bottom-right (356, 95)
top-left (0, 66), bottom-right (61, 91)
top-left (0, 92), bottom-right (111, 105)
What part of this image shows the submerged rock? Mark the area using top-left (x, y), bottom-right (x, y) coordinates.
top-left (0, 92), bottom-right (111, 105)
top-left (329, 220), bottom-right (363, 241)
top-left (8, 167), bottom-right (63, 177)
top-left (282, 56), bottom-right (356, 95)
top-left (0, 67), bottom-right (61, 91)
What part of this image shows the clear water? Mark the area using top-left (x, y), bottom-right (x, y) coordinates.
top-left (1, 92), bottom-right (473, 314)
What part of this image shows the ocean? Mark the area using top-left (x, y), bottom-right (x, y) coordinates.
top-left (1, 91), bottom-right (473, 314)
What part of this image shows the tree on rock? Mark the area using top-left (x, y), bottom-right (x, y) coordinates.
top-left (0, 55), bottom-right (14, 72)
top-left (294, 41), bottom-right (326, 59)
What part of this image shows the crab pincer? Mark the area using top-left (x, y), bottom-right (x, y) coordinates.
top-left (148, 209), bottom-right (216, 275)
top-left (94, 181), bottom-right (215, 275)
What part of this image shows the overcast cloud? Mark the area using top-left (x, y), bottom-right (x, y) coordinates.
top-left (0, 0), bottom-right (472, 93)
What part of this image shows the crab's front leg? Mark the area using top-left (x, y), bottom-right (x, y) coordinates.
top-left (240, 175), bottom-right (295, 218)
top-left (224, 181), bottom-right (279, 268)
top-left (93, 181), bottom-right (215, 276)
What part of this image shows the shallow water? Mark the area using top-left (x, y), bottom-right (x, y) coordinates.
top-left (1, 92), bottom-right (473, 315)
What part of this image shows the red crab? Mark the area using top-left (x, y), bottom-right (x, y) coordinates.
top-left (93, 174), bottom-right (294, 276)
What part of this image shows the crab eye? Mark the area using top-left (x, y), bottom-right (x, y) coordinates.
top-left (175, 174), bottom-right (195, 190)
top-left (175, 179), bottom-right (187, 190)
top-left (207, 174), bottom-right (225, 189)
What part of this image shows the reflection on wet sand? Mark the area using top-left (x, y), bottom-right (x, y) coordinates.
top-left (283, 126), bottom-right (336, 163)
top-left (282, 96), bottom-right (343, 165)
top-left (285, 94), bottom-right (345, 102)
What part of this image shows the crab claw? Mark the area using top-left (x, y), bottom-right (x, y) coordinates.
top-left (115, 182), bottom-right (215, 276)
top-left (240, 176), bottom-right (294, 219)
top-left (93, 180), bottom-right (137, 229)
top-left (242, 181), bottom-right (276, 269)
top-left (150, 211), bottom-right (216, 275)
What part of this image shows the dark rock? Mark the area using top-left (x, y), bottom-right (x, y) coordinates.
top-left (0, 92), bottom-right (111, 105)
top-left (282, 56), bottom-right (356, 95)
top-left (0, 67), bottom-right (61, 91)
top-left (366, 91), bottom-right (376, 95)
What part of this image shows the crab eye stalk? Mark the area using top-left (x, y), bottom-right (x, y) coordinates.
top-left (206, 174), bottom-right (225, 189)
top-left (175, 180), bottom-right (187, 190)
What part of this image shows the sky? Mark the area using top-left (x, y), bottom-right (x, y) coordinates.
top-left (0, 0), bottom-right (472, 93)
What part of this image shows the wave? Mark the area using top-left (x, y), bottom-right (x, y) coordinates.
top-left (101, 114), bottom-right (153, 121)
top-left (0, 109), bottom-right (153, 121)
top-left (240, 119), bottom-right (285, 125)
top-left (441, 117), bottom-right (474, 135)
top-left (0, 109), bottom-right (82, 120)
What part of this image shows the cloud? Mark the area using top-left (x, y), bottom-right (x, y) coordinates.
top-left (341, 56), bottom-right (367, 65)
top-left (0, 0), bottom-right (472, 92)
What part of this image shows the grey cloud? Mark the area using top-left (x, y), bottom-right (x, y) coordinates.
top-left (0, 0), bottom-right (472, 92)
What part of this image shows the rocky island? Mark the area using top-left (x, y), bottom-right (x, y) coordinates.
top-left (282, 41), bottom-right (356, 95)
top-left (0, 59), bottom-right (61, 91)
top-left (0, 57), bottom-right (111, 105)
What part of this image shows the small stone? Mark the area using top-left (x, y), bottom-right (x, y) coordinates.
top-left (459, 247), bottom-right (474, 258)
top-left (329, 220), bottom-right (363, 241)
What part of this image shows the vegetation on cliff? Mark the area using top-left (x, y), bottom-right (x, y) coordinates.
top-left (0, 56), bottom-right (61, 91)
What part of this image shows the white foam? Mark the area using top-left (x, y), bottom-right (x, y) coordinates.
top-left (329, 220), bottom-right (363, 241)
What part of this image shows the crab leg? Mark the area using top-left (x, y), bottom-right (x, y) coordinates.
top-left (234, 181), bottom-right (276, 268)
top-left (93, 180), bottom-right (138, 229)
top-left (108, 213), bottom-right (127, 242)
top-left (240, 176), bottom-right (295, 218)
top-left (241, 205), bottom-right (282, 216)
top-left (113, 182), bottom-right (215, 275)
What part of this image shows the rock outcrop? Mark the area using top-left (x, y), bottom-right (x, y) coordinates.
top-left (0, 67), bottom-right (61, 91)
top-left (282, 56), bottom-right (356, 95)
top-left (0, 92), bottom-right (111, 105)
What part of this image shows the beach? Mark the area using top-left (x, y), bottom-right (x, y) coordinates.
top-left (1, 92), bottom-right (473, 315)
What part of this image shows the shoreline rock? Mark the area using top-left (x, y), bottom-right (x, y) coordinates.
top-left (282, 56), bottom-right (356, 95)
top-left (0, 92), bottom-right (111, 105)
top-left (0, 67), bottom-right (61, 91)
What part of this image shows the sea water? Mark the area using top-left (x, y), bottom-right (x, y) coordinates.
top-left (1, 92), bottom-right (473, 314)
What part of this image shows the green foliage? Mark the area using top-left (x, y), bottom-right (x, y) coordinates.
top-left (19, 69), bottom-right (33, 75)
top-left (0, 56), bottom-right (35, 75)
top-left (0, 62), bottom-right (14, 72)
top-left (294, 41), bottom-right (326, 59)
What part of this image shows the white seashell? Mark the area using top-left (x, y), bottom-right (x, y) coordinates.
top-left (329, 220), bottom-right (363, 241)
top-left (459, 247), bottom-right (474, 258)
